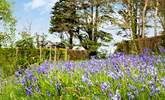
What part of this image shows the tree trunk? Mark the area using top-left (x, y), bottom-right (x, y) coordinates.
top-left (69, 31), bottom-right (73, 49)
top-left (154, 0), bottom-right (158, 36)
top-left (133, 0), bottom-right (138, 39)
top-left (91, 1), bottom-right (94, 41)
top-left (142, 0), bottom-right (148, 38)
top-left (94, 2), bottom-right (99, 41)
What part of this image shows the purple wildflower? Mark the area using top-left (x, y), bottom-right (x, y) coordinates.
top-left (82, 75), bottom-right (88, 83)
top-left (156, 88), bottom-right (160, 94)
top-left (64, 62), bottom-right (74, 71)
top-left (37, 67), bottom-right (41, 74)
top-left (126, 68), bottom-right (131, 76)
top-left (88, 80), bottom-right (93, 86)
top-left (46, 90), bottom-right (51, 96)
top-left (107, 71), bottom-right (118, 80)
top-left (33, 77), bottom-right (38, 82)
top-left (35, 86), bottom-right (41, 94)
top-left (108, 91), bottom-right (113, 97)
top-left (161, 77), bottom-right (165, 88)
top-left (25, 69), bottom-right (33, 80)
top-left (112, 90), bottom-right (120, 100)
top-left (128, 84), bottom-right (136, 91)
top-left (141, 85), bottom-right (145, 91)
top-left (127, 92), bottom-right (131, 99)
top-left (50, 64), bottom-right (54, 70)
top-left (26, 86), bottom-right (33, 95)
top-left (20, 77), bottom-right (26, 85)
top-left (101, 82), bottom-right (107, 92)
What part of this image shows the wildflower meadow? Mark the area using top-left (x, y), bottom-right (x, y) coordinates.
top-left (1, 48), bottom-right (165, 100)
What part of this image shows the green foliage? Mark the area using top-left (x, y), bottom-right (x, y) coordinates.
top-left (15, 31), bottom-right (35, 48)
top-left (16, 37), bottom-right (34, 49)
top-left (0, 0), bottom-right (15, 24)
top-left (49, 0), bottom-right (79, 48)
top-left (50, 0), bottom-right (113, 54)
top-left (0, 48), bottom-right (16, 77)
top-left (82, 39), bottom-right (98, 50)
top-left (0, 0), bottom-right (16, 47)
top-left (157, 0), bottom-right (165, 32)
top-left (49, 0), bottom-right (78, 33)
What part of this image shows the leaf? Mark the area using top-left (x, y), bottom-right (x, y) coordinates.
top-left (65, 87), bottom-right (80, 97)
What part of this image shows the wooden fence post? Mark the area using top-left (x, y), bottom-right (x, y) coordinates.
top-left (49, 46), bottom-right (52, 61)
top-left (16, 47), bottom-right (19, 67)
top-left (16, 47), bottom-right (19, 59)
top-left (64, 48), bottom-right (68, 61)
top-left (54, 46), bottom-right (56, 62)
top-left (40, 46), bottom-right (42, 61)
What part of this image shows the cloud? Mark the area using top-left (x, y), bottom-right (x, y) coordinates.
top-left (24, 0), bottom-right (58, 12)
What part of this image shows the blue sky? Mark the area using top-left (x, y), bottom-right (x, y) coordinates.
top-left (14, 0), bottom-right (58, 34)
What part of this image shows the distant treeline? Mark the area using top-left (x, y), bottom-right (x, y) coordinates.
top-left (116, 34), bottom-right (165, 54)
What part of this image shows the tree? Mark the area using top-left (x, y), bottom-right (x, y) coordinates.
top-left (74, 0), bottom-right (113, 54)
top-left (141, 0), bottom-right (149, 38)
top-left (15, 31), bottom-right (34, 49)
top-left (50, 0), bottom-right (113, 56)
top-left (0, 0), bottom-right (14, 23)
top-left (15, 22), bottom-right (34, 49)
top-left (158, 0), bottom-right (165, 33)
top-left (49, 0), bottom-right (79, 48)
top-left (112, 0), bottom-right (139, 40)
top-left (0, 0), bottom-right (16, 47)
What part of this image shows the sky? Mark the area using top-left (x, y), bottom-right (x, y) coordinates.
top-left (13, 0), bottom-right (161, 36)
top-left (14, 0), bottom-right (59, 41)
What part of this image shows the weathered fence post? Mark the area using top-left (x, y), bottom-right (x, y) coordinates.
top-left (68, 54), bottom-right (70, 61)
top-left (49, 46), bottom-right (52, 61)
top-left (54, 46), bottom-right (57, 62)
top-left (40, 46), bottom-right (42, 61)
top-left (16, 47), bottom-right (19, 60)
top-left (15, 47), bottom-right (19, 69)
top-left (64, 48), bottom-right (68, 61)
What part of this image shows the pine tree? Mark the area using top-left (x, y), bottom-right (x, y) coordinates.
top-left (50, 0), bottom-right (113, 56)
top-left (49, 0), bottom-right (79, 48)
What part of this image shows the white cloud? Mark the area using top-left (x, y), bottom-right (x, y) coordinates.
top-left (24, 0), bottom-right (58, 12)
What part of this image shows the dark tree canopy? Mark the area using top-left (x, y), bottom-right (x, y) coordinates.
top-left (49, 0), bottom-right (113, 55)
top-left (49, 0), bottom-right (79, 48)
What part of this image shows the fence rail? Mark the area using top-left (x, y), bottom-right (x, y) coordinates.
top-left (15, 47), bottom-right (68, 62)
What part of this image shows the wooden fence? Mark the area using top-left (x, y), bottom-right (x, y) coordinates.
top-left (0, 47), bottom-right (88, 77)
top-left (15, 47), bottom-right (69, 62)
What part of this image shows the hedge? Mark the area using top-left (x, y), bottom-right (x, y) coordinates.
top-left (0, 48), bottom-right (89, 78)
top-left (116, 34), bottom-right (165, 54)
